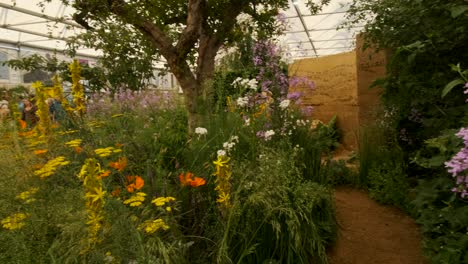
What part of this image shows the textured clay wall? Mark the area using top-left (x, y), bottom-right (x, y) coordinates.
top-left (355, 36), bottom-right (386, 126)
top-left (289, 51), bottom-right (359, 151)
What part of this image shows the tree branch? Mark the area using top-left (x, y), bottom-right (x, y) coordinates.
top-left (175, 0), bottom-right (205, 58)
top-left (108, 0), bottom-right (176, 56)
top-left (196, 0), bottom-right (249, 83)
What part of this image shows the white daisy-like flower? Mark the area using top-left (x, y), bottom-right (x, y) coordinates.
top-left (195, 127), bottom-right (208, 135)
top-left (237, 96), bottom-right (249, 107)
top-left (279, 99), bottom-right (290, 110)
top-left (264, 130), bottom-right (275, 140)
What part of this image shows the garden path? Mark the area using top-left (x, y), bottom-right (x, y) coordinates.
top-left (327, 187), bottom-right (428, 264)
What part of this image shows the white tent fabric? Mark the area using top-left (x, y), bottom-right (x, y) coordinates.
top-left (0, 0), bottom-right (97, 57)
top-left (281, 0), bottom-right (359, 59)
top-left (0, 0), bottom-right (359, 59)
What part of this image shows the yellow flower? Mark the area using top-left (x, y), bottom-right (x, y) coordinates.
top-left (1, 213), bottom-right (29, 230)
top-left (87, 120), bottom-right (105, 128)
top-left (111, 114), bottom-right (124, 118)
top-left (138, 218), bottom-right (170, 234)
top-left (58, 130), bottom-right (78, 135)
top-left (16, 188), bottom-right (39, 203)
top-left (165, 207), bottom-right (172, 212)
top-left (217, 192), bottom-right (231, 205)
top-left (94, 147), bottom-right (122, 157)
top-left (151, 196), bottom-right (176, 207)
top-left (123, 192), bottom-right (146, 207)
top-left (86, 211), bottom-right (104, 226)
top-left (85, 187), bottom-right (106, 204)
top-left (34, 156), bottom-right (70, 179)
top-left (213, 156), bottom-right (230, 168)
top-left (65, 139), bottom-right (82, 148)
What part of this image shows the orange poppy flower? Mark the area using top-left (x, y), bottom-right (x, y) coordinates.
top-left (74, 146), bottom-right (83, 154)
top-left (111, 187), bottom-right (121, 197)
top-left (33, 149), bottom-right (48, 155)
top-left (18, 119), bottom-right (27, 129)
top-left (115, 143), bottom-right (124, 147)
top-left (98, 170), bottom-right (111, 179)
top-left (179, 172), bottom-right (206, 187)
top-left (190, 177), bottom-right (206, 187)
top-left (109, 157), bottom-right (127, 172)
top-left (126, 175), bottom-right (144, 193)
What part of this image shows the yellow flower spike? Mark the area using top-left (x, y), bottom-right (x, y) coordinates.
top-left (213, 156), bottom-right (230, 169)
top-left (77, 158), bottom-right (106, 247)
top-left (69, 59), bottom-right (86, 116)
top-left (212, 153), bottom-right (232, 212)
top-left (85, 187), bottom-right (106, 204)
top-left (32, 81), bottom-right (52, 137)
top-left (166, 207), bottom-right (172, 212)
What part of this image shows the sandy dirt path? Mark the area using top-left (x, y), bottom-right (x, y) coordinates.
top-left (327, 187), bottom-right (428, 264)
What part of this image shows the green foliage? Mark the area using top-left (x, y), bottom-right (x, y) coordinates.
top-left (441, 64), bottom-right (468, 98)
top-left (411, 178), bottom-right (468, 264)
top-left (291, 117), bottom-right (341, 185)
top-left (0, 82), bottom-right (339, 263)
top-left (412, 129), bottom-right (462, 171)
top-left (346, 0), bottom-right (468, 156)
top-left (321, 159), bottom-right (358, 187)
top-left (367, 161), bottom-right (410, 209)
top-left (218, 146), bottom-right (336, 264)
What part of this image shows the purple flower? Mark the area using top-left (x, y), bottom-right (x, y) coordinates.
top-left (287, 91), bottom-right (302, 101)
top-left (256, 131), bottom-right (265, 138)
top-left (301, 106), bottom-right (313, 116)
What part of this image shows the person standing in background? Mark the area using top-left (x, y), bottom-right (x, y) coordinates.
top-left (22, 98), bottom-right (38, 127)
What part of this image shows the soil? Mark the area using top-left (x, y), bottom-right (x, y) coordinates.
top-left (327, 187), bottom-right (428, 264)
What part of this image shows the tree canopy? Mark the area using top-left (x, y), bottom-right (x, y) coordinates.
top-left (44, 0), bottom-right (330, 129)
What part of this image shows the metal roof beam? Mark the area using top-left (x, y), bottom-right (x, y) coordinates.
top-left (0, 38), bottom-right (98, 59)
top-left (0, 2), bottom-right (82, 29)
top-left (285, 25), bottom-right (363, 34)
top-left (286, 37), bottom-right (354, 44)
top-left (0, 24), bottom-right (69, 41)
top-left (291, 47), bottom-right (353, 51)
top-left (291, 0), bottom-right (318, 58)
top-left (5, 20), bottom-right (49, 27)
top-left (286, 10), bottom-right (348, 19)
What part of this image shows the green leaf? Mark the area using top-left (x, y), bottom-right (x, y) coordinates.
top-left (442, 79), bottom-right (465, 98)
top-left (450, 5), bottom-right (468, 18)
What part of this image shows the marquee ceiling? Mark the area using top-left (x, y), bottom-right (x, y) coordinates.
top-left (0, 0), bottom-right (360, 59)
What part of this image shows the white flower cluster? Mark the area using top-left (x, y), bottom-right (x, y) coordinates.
top-left (264, 130), bottom-right (275, 141)
top-left (296, 119), bottom-right (310, 127)
top-left (195, 127), bottom-right (208, 136)
top-left (232, 77), bottom-right (258, 91)
top-left (217, 135), bottom-right (239, 156)
top-left (236, 96), bottom-right (249, 107)
top-left (279, 99), bottom-right (290, 110)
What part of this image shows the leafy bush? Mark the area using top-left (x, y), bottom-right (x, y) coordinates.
top-left (411, 178), bottom-right (468, 264)
top-left (218, 146), bottom-right (336, 264)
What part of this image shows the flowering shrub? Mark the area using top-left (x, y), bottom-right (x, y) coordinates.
top-left (445, 128), bottom-right (468, 198)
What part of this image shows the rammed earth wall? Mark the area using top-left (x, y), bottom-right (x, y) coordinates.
top-left (289, 35), bottom-right (386, 151)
